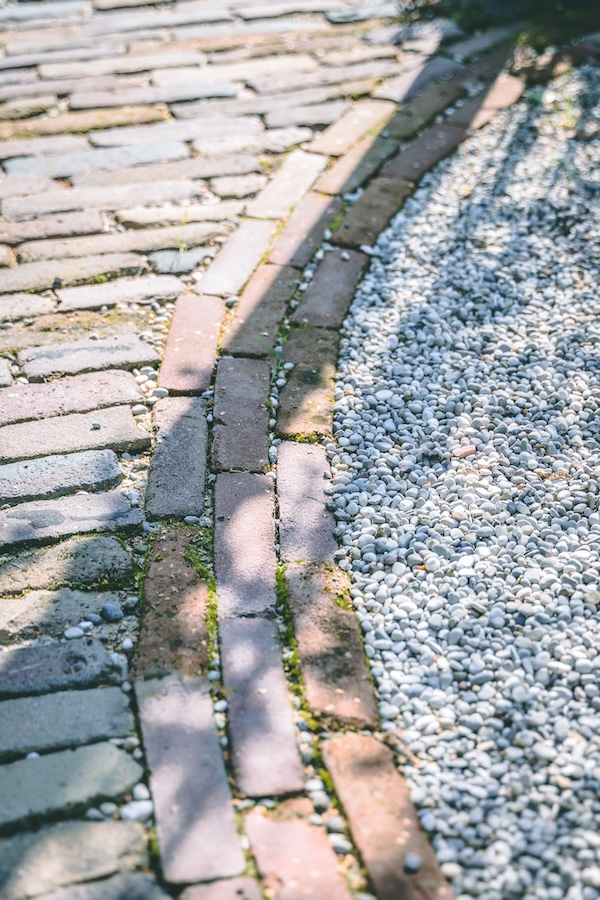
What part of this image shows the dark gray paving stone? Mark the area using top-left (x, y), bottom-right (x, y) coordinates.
top-left (0, 638), bottom-right (121, 698)
top-left (211, 358), bottom-right (270, 473)
top-left (0, 687), bottom-right (134, 760)
top-left (0, 408), bottom-right (150, 464)
top-left (18, 333), bottom-right (159, 381)
top-left (0, 492), bottom-right (141, 552)
top-left (0, 588), bottom-right (123, 642)
top-left (135, 675), bottom-right (245, 884)
top-left (0, 821), bottom-right (147, 900)
top-left (37, 874), bottom-right (171, 900)
top-left (0, 371), bottom-right (142, 428)
top-left (0, 742), bottom-right (142, 831)
top-left (56, 275), bottom-right (183, 311)
top-left (0, 449), bottom-right (123, 504)
top-left (220, 618), bottom-right (304, 798)
top-left (277, 442), bottom-right (336, 563)
top-left (145, 397), bottom-right (208, 520)
top-left (0, 536), bottom-right (133, 593)
top-left (214, 473), bottom-right (277, 617)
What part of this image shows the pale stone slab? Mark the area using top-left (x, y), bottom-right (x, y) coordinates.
top-left (18, 333), bottom-right (159, 380)
top-left (0, 407), bottom-right (150, 464)
top-left (37, 874), bottom-right (171, 900)
top-left (0, 449), bottom-right (123, 503)
top-left (0, 687), bottom-right (134, 759)
top-left (0, 253), bottom-right (146, 293)
top-left (89, 115), bottom-right (263, 148)
top-left (56, 274), bottom-right (184, 311)
top-left (0, 743), bottom-right (142, 830)
top-left (5, 140), bottom-right (189, 178)
top-left (277, 441), bottom-right (336, 562)
top-left (136, 675), bottom-right (245, 883)
top-left (0, 822), bottom-right (147, 900)
top-left (0, 292), bottom-right (55, 323)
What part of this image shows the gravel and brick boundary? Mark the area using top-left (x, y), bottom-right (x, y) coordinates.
top-left (0, 2), bottom-right (598, 898)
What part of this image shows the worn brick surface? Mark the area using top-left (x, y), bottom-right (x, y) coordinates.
top-left (18, 333), bottom-right (159, 381)
top-left (323, 734), bottom-right (453, 900)
top-left (315, 133), bottom-right (398, 195)
top-left (0, 743), bottom-right (142, 831)
top-left (382, 124), bottom-right (466, 183)
top-left (268, 193), bottom-right (343, 269)
top-left (0, 822), bottom-right (147, 900)
top-left (2, 180), bottom-right (207, 219)
top-left (277, 442), bottom-right (336, 562)
top-left (180, 879), bottom-right (262, 900)
top-left (212, 358), bottom-right (270, 473)
top-left (0, 210), bottom-right (105, 245)
top-left (0, 371), bottom-right (141, 427)
top-left (374, 56), bottom-right (461, 103)
top-left (291, 248), bottom-right (367, 329)
top-left (245, 813), bottom-right (353, 899)
top-left (286, 562), bottom-right (378, 725)
top-left (39, 51), bottom-right (206, 80)
top-left (447, 73), bottom-right (525, 129)
top-left (384, 75), bottom-right (467, 140)
top-left (304, 98), bottom-right (395, 155)
top-left (0, 687), bottom-right (134, 760)
top-left (246, 149), bottom-right (327, 220)
top-left (0, 535), bottom-right (133, 594)
top-left (159, 293), bottom-right (224, 394)
top-left (74, 152), bottom-right (259, 187)
top-left (56, 275), bottom-right (184, 311)
top-left (278, 327), bottom-right (337, 438)
top-left (136, 675), bottom-right (245, 883)
top-left (0, 638), bottom-right (120, 698)
top-left (18, 221), bottom-right (226, 263)
top-left (449, 23), bottom-right (520, 59)
top-left (220, 618), bottom-right (304, 797)
top-left (0, 587), bottom-right (122, 641)
top-left (266, 100), bottom-right (349, 129)
top-left (333, 176), bottom-right (413, 247)
top-left (193, 125), bottom-right (312, 157)
top-left (0, 449), bottom-right (122, 504)
top-left (214, 472), bottom-right (277, 616)
top-left (0, 106), bottom-right (166, 141)
top-left (136, 529), bottom-right (209, 678)
top-left (15, 874), bottom-right (169, 900)
top-left (0, 407), bottom-right (150, 464)
top-left (222, 264), bottom-right (299, 357)
top-left (5, 140), bottom-right (189, 178)
top-left (145, 397), bottom-right (208, 520)
top-left (0, 252), bottom-right (146, 293)
top-left (0, 492), bottom-right (141, 551)
top-left (197, 220), bottom-right (275, 297)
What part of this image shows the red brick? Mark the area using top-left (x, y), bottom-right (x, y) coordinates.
top-left (447, 73), bottom-right (524, 129)
top-left (214, 473), bottom-right (276, 617)
top-left (304, 98), bottom-right (395, 156)
top-left (333, 177), bottom-right (413, 247)
top-left (464, 42), bottom-right (514, 81)
top-left (211, 358), bottom-right (270, 473)
top-left (285, 562), bottom-right (378, 726)
top-left (278, 327), bottom-right (337, 438)
top-left (136, 675), bottom-right (245, 884)
top-left (277, 442), bottom-right (336, 563)
top-left (382, 124), bottom-right (466, 183)
top-left (246, 149), bottom-right (327, 221)
top-left (0, 211), bottom-right (105, 246)
top-left (0, 370), bottom-right (141, 427)
top-left (245, 813), bottom-right (353, 899)
top-left (291, 248), bottom-right (367, 330)
top-left (180, 879), bottom-right (262, 900)
top-left (268, 193), bottom-right (343, 269)
top-left (221, 264), bottom-right (300, 358)
top-left (322, 734), bottom-right (453, 900)
top-left (384, 75), bottom-right (467, 141)
top-left (159, 294), bottom-right (224, 394)
top-left (145, 397), bottom-right (208, 520)
top-left (196, 220), bottom-right (276, 297)
top-left (314, 133), bottom-right (398, 195)
top-left (0, 253), bottom-right (146, 293)
top-left (220, 618), bottom-right (304, 797)
top-left (374, 56), bottom-right (461, 103)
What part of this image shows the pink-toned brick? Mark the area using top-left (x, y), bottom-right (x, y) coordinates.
top-left (221, 264), bottom-right (299, 358)
top-left (277, 441), bottom-right (336, 563)
top-left (159, 293), bottom-right (224, 394)
top-left (246, 149), bottom-right (327, 220)
top-left (304, 98), bottom-right (395, 156)
top-left (212, 358), bottom-right (270, 473)
top-left (268, 192), bottom-right (343, 269)
top-left (278, 327), bottom-right (337, 438)
top-left (196, 220), bottom-right (276, 297)
top-left (382, 124), bottom-right (466, 183)
top-left (314, 133), bottom-right (398, 195)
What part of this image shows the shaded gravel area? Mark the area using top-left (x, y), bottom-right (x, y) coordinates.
top-left (329, 63), bottom-right (600, 899)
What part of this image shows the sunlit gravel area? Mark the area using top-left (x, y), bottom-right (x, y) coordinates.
top-left (328, 63), bottom-right (600, 899)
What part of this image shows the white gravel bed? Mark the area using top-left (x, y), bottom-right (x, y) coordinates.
top-left (328, 64), bottom-right (600, 899)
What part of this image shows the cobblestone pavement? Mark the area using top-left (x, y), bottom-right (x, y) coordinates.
top-left (0, 2), bottom-right (597, 898)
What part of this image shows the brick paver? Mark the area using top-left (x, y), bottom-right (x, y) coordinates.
top-left (180, 879), bottom-right (262, 900)
top-left (323, 734), bottom-right (453, 900)
top-left (220, 617), bottom-right (304, 797)
top-left (197, 219), bottom-right (276, 297)
top-left (333, 176), bottom-right (413, 247)
top-left (246, 149), bottom-right (327, 220)
top-left (291, 248), bottom-right (367, 329)
top-left (212, 357), bottom-right (270, 472)
top-left (136, 675), bottom-right (245, 883)
top-left (56, 275), bottom-right (184, 311)
top-left (304, 98), bottom-right (395, 155)
top-left (268, 193), bottom-right (343, 268)
top-left (314, 132), bottom-right (398, 195)
top-left (159, 293), bottom-right (224, 394)
top-left (221, 264), bottom-right (300, 357)
top-left (382, 123), bottom-right (467, 182)
top-left (278, 326), bottom-right (338, 437)
top-left (0, 449), bottom-right (122, 504)
top-left (277, 441), bottom-right (337, 562)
